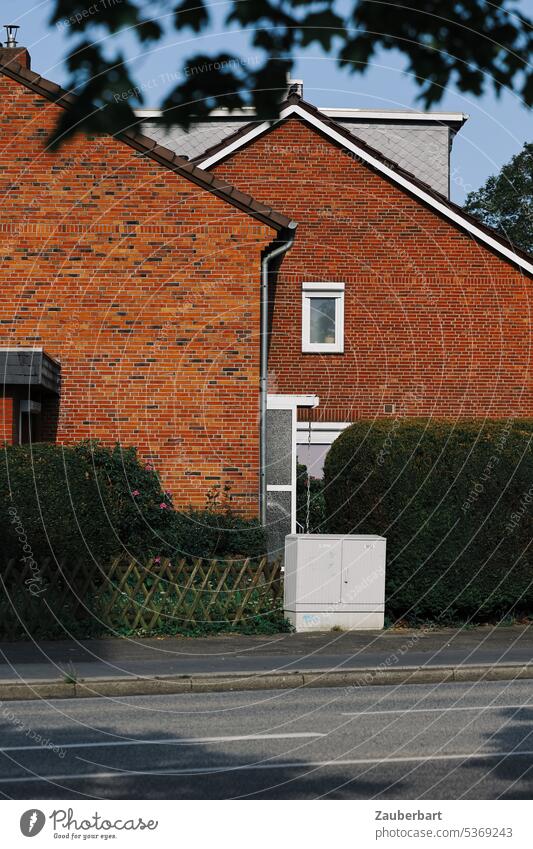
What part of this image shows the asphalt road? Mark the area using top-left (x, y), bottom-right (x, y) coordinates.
top-left (2, 679), bottom-right (533, 799)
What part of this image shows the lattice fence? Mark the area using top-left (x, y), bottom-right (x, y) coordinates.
top-left (0, 556), bottom-right (284, 639)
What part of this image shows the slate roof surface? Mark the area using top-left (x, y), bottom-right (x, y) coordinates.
top-left (140, 119), bottom-right (253, 164)
top-left (140, 114), bottom-right (451, 196)
top-left (338, 122), bottom-right (449, 197)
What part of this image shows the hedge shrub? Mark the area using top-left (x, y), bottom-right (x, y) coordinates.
top-left (323, 419), bottom-right (533, 624)
top-left (0, 441), bottom-right (265, 567)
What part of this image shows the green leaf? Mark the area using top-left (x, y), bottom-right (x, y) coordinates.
top-left (464, 141), bottom-right (533, 254)
top-left (45, 0), bottom-right (533, 144)
top-left (298, 10), bottom-right (345, 50)
top-left (174, 0), bottom-right (209, 32)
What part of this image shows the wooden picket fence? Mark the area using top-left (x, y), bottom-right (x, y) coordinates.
top-left (0, 555), bottom-right (283, 639)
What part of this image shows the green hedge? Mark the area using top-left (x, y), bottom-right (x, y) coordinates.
top-left (324, 419), bottom-right (533, 624)
top-left (0, 441), bottom-right (265, 568)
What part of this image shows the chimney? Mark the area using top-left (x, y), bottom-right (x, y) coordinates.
top-left (0, 25), bottom-right (31, 70)
top-left (287, 78), bottom-right (303, 99)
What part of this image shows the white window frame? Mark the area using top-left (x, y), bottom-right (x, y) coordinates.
top-left (267, 394), bottom-right (319, 534)
top-left (302, 282), bottom-right (344, 353)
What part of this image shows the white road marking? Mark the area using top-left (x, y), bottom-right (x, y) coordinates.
top-left (2, 748), bottom-right (533, 783)
top-left (0, 732), bottom-right (324, 754)
top-left (341, 703), bottom-right (533, 717)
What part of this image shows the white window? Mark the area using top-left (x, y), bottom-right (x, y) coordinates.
top-left (302, 282), bottom-right (344, 353)
top-left (296, 421), bottom-right (351, 479)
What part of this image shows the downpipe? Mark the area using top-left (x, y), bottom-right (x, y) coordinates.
top-left (259, 224), bottom-right (297, 525)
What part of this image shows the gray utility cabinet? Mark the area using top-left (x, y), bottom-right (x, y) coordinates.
top-left (284, 534), bottom-right (386, 631)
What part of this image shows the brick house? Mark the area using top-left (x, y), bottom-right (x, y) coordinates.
top-left (140, 85), bottom-right (532, 549)
top-left (1, 44), bottom-right (531, 552)
top-left (0, 45), bottom-right (294, 518)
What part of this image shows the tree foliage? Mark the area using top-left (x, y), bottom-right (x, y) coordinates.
top-left (46, 0), bottom-right (533, 144)
top-left (464, 142), bottom-right (533, 254)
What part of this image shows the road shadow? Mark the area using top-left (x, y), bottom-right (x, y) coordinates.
top-left (462, 707), bottom-right (533, 799)
top-left (0, 706), bottom-right (400, 800)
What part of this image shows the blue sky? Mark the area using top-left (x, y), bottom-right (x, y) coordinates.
top-left (4, 0), bottom-right (533, 202)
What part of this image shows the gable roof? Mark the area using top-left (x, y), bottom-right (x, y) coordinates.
top-left (194, 94), bottom-right (533, 277)
top-left (0, 58), bottom-right (295, 234)
top-left (136, 106), bottom-right (465, 196)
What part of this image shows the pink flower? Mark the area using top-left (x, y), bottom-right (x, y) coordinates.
top-left (145, 463), bottom-right (153, 470)
top-left (131, 490), bottom-right (140, 497)
top-left (154, 556), bottom-right (161, 563)
top-left (159, 502), bottom-right (168, 509)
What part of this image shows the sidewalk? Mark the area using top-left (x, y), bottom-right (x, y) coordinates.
top-left (0, 624), bottom-right (532, 699)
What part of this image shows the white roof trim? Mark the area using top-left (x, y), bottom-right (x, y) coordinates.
top-left (322, 108), bottom-right (467, 123)
top-left (199, 116), bottom-right (274, 168)
top-left (268, 393), bottom-right (319, 409)
top-left (135, 107), bottom-right (466, 123)
top-left (198, 103), bottom-right (533, 276)
top-left (200, 118), bottom-right (274, 167)
top-left (135, 108), bottom-right (257, 119)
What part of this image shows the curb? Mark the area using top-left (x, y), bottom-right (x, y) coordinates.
top-left (0, 662), bottom-right (532, 701)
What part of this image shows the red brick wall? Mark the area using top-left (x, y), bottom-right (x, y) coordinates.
top-left (0, 72), bottom-right (277, 512)
top-left (0, 48), bottom-right (31, 69)
top-left (213, 118), bottom-right (533, 421)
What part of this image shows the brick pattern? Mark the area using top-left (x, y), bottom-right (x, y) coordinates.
top-left (0, 73), bottom-right (276, 511)
top-left (0, 48), bottom-right (31, 70)
top-left (214, 118), bottom-right (533, 420)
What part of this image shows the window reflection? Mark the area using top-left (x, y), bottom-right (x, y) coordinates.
top-left (309, 297), bottom-right (336, 344)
